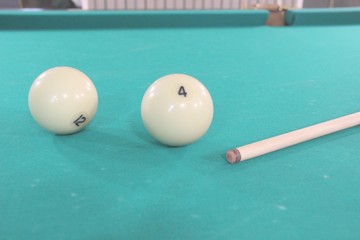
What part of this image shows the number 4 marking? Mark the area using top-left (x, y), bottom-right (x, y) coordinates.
top-left (178, 86), bottom-right (187, 97)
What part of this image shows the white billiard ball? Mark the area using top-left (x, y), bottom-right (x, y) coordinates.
top-left (28, 66), bottom-right (98, 134)
top-left (141, 74), bottom-right (214, 146)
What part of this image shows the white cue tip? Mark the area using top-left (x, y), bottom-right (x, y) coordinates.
top-left (226, 149), bottom-right (241, 164)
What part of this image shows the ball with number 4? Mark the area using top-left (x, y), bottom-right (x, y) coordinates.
top-left (141, 74), bottom-right (214, 146)
top-left (28, 66), bottom-right (98, 135)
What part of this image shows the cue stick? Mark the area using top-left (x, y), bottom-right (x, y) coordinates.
top-left (226, 112), bottom-right (360, 164)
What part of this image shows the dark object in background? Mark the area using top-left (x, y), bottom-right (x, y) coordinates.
top-left (21, 0), bottom-right (77, 9)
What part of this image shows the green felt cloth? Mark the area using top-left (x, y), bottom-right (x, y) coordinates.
top-left (0, 10), bottom-right (360, 240)
top-left (286, 8), bottom-right (360, 25)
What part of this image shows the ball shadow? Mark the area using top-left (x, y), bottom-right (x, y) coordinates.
top-left (53, 127), bottom-right (174, 187)
top-left (127, 111), bottom-right (163, 147)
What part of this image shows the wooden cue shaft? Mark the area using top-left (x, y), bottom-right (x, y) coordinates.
top-left (226, 112), bottom-right (360, 164)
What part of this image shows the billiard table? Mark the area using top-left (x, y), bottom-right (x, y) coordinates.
top-left (1, 8), bottom-right (360, 240)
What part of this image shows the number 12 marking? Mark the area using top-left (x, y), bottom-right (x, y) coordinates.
top-left (73, 114), bottom-right (86, 127)
top-left (178, 86), bottom-right (187, 97)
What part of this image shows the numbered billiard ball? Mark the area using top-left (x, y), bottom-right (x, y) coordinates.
top-left (141, 74), bottom-right (214, 146)
top-left (28, 66), bottom-right (98, 135)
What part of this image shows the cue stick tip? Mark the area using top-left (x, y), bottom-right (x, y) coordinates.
top-left (226, 149), bottom-right (241, 164)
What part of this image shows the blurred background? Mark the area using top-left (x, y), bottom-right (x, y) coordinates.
top-left (0, 0), bottom-right (360, 10)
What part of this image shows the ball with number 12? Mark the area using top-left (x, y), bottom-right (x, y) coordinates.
top-left (28, 66), bottom-right (98, 135)
top-left (141, 74), bottom-right (214, 146)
